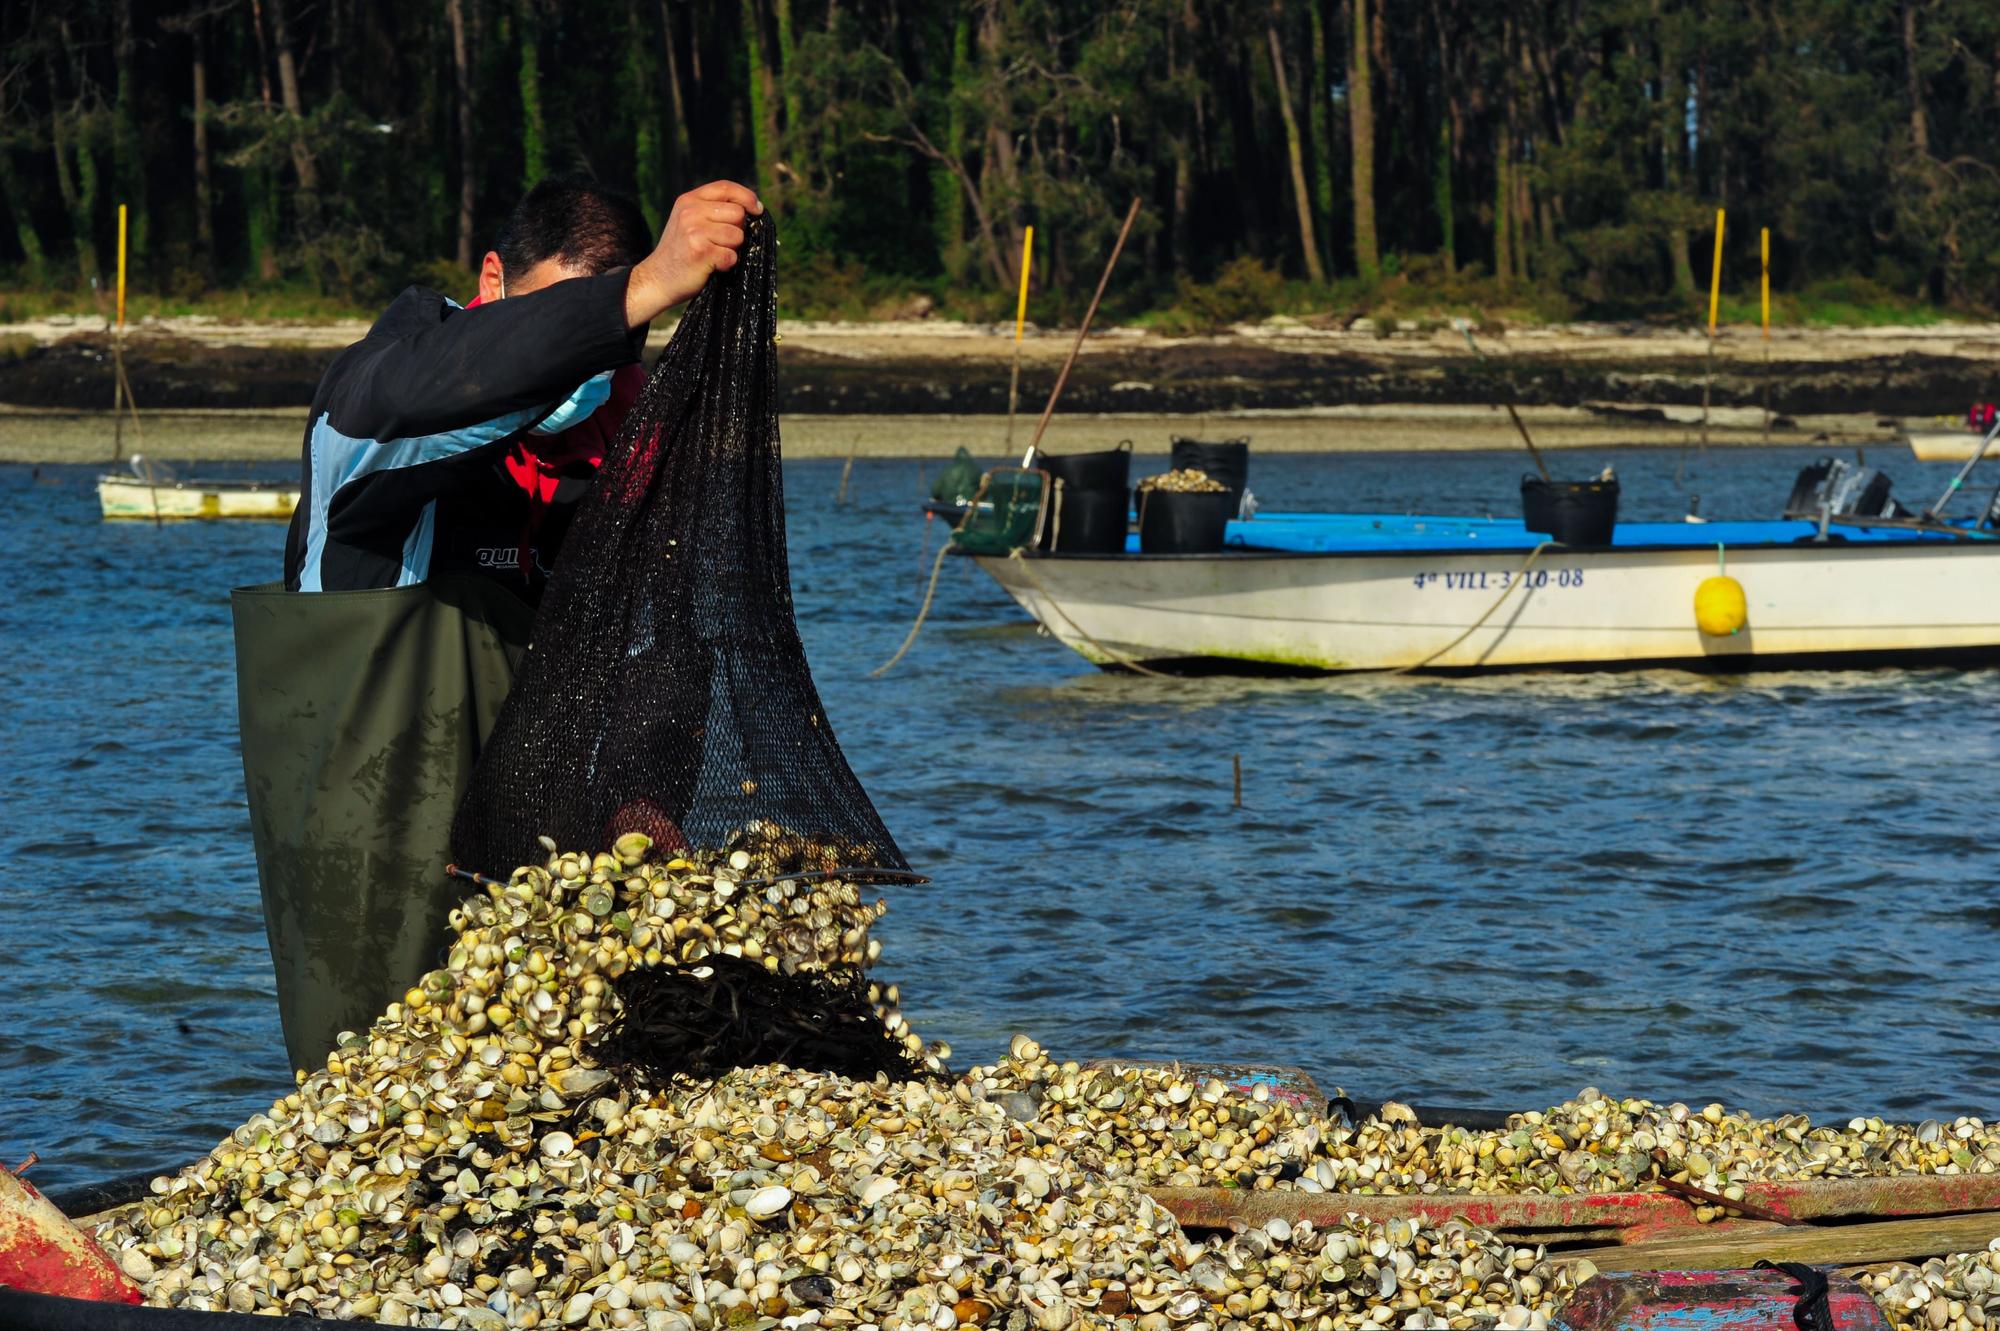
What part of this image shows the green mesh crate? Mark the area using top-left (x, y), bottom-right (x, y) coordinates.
top-left (950, 469), bottom-right (1049, 555)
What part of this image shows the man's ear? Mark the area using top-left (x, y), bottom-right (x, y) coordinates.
top-left (477, 251), bottom-right (506, 303)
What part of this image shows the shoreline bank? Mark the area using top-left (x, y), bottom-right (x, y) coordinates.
top-left (1, 405), bottom-right (1897, 466)
top-left (0, 320), bottom-right (1993, 421)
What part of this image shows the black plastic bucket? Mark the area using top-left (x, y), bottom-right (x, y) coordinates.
top-left (1041, 484), bottom-right (1131, 554)
top-left (1521, 476), bottom-right (1620, 546)
top-left (1139, 488), bottom-right (1236, 554)
top-left (1170, 437), bottom-right (1249, 497)
top-left (1035, 441), bottom-right (1133, 493)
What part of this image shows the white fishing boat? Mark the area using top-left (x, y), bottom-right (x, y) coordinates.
top-left (975, 514), bottom-right (2000, 673)
top-left (97, 456), bottom-right (299, 521)
top-left (1907, 427), bottom-right (1995, 463)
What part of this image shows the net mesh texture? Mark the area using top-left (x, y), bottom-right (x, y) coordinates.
top-left (452, 212), bottom-right (907, 881)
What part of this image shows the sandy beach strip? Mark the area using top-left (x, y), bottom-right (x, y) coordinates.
top-left (0, 404), bottom-right (1901, 467)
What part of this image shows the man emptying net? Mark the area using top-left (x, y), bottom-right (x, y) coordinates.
top-left (234, 177), bottom-right (761, 1073)
top-left (286, 176), bottom-right (761, 599)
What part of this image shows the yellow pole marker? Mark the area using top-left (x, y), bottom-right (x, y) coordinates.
top-left (1701, 208), bottom-right (1725, 449)
top-left (117, 203), bottom-right (128, 330)
top-left (1760, 226), bottom-right (1773, 438)
top-left (1015, 225), bottom-right (1034, 340)
top-left (1759, 226), bottom-right (1770, 340)
top-left (1004, 225), bottom-right (1035, 452)
top-left (112, 203), bottom-right (129, 462)
top-left (1706, 208), bottom-right (1725, 334)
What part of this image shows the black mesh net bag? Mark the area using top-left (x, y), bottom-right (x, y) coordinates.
top-left (451, 212), bottom-right (908, 881)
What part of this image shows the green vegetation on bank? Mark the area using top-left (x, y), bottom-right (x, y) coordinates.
top-left (0, 264), bottom-right (1958, 335)
top-left (2, 0), bottom-right (1997, 331)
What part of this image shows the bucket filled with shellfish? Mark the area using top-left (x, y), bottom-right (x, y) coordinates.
top-left (1138, 468), bottom-right (1237, 554)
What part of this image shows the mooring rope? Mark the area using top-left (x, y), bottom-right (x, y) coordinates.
top-left (871, 477), bottom-right (995, 678)
top-left (1003, 547), bottom-right (1171, 677)
top-left (875, 502), bottom-right (1556, 679)
top-left (1388, 541), bottom-right (1554, 675)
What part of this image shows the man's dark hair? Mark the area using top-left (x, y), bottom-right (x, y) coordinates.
top-left (495, 177), bottom-right (653, 279)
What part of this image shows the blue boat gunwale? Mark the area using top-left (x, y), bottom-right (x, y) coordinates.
top-left (997, 538), bottom-right (1998, 562)
top-left (966, 511), bottom-right (1996, 561)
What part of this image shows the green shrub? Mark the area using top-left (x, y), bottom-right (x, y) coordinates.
top-left (1166, 256), bottom-right (1287, 332)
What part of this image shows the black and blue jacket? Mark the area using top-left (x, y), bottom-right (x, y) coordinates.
top-left (282, 269), bottom-right (641, 595)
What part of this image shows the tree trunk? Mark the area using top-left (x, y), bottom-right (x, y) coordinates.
top-left (446, 0), bottom-right (476, 267)
top-left (931, 9), bottom-right (972, 281)
top-left (1654, 13), bottom-right (1694, 299)
top-left (1267, 18), bottom-right (1326, 284)
top-left (624, 0), bottom-right (665, 229)
top-left (112, 0), bottom-right (147, 266)
top-left (1493, 131), bottom-right (1512, 283)
top-left (743, 0), bottom-right (781, 199)
top-left (1348, 0), bottom-right (1379, 281)
top-left (654, 0), bottom-right (691, 189)
top-left (249, 0), bottom-right (275, 108)
top-left (192, 22), bottom-right (215, 279)
top-left (519, 0), bottom-right (547, 191)
top-left (1901, 0), bottom-right (1929, 157)
top-left (266, 0), bottom-right (319, 199)
top-left (239, 8), bottom-right (281, 280)
top-left (0, 148), bottom-right (44, 282)
top-left (1170, 136), bottom-right (1193, 279)
top-left (1434, 116), bottom-right (1454, 274)
top-left (47, 60), bottom-right (100, 288)
top-left (974, 0), bottom-right (1022, 270)
top-left (1309, 0), bottom-right (1334, 243)
top-left (76, 119), bottom-right (102, 288)
top-left (775, 0), bottom-right (800, 158)
top-left (0, 105), bottom-right (46, 282)
top-left (327, 0), bottom-right (345, 98)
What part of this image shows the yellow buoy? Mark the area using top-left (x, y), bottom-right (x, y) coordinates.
top-left (1695, 574), bottom-right (1747, 636)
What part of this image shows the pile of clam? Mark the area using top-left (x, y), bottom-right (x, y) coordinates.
top-left (1863, 1243), bottom-right (2000, 1331)
top-left (977, 1057), bottom-right (2000, 1203)
top-left (1135, 469), bottom-right (1229, 494)
top-left (90, 831), bottom-right (2000, 1331)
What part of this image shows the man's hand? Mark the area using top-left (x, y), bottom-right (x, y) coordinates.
top-left (624, 181), bottom-right (764, 329)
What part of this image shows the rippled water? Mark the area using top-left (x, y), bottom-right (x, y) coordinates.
top-left (6, 442), bottom-right (1999, 1191)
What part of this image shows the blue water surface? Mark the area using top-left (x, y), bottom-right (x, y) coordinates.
top-left (4, 442), bottom-right (1998, 1190)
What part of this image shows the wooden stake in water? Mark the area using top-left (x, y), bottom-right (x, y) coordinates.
top-left (1701, 208), bottom-right (1725, 451)
top-left (1004, 225), bottom-right (1035, 454)
top-left (1232, 753), bottom-right (1243, 810)
top-left (1760, 226), bottom-right (1771, 440)
top-left (836, 433), bottom-right (859, 504)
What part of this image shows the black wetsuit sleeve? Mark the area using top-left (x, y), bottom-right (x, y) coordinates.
top-left (326, 268), bottom-right (641, 444)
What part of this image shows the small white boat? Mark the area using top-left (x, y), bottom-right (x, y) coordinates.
top-left (972, 513), bottom-right (2000, 673)
top-left (1906, 426), bottom-right (1995, 462)
top-left (98, 456), bottom-right (299, 521)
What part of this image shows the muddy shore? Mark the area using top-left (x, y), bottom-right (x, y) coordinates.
top-left (0, 404), bottom-right (1908, 465)
top-left (2, 317), bottom-right (1991, 463)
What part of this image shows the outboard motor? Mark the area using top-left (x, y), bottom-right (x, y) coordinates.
top-left (1783, 457), bottom-right (1906, 522)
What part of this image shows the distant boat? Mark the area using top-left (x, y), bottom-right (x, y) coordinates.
top-left (1905, 428), bottom-right (1993, 462)
top-left (98, 456), bottom-right (299, 521)
top-left (970, 512), bottom-right (2000, 673)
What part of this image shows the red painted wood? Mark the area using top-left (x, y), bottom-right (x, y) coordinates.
top-left (1153, 1173), bottom-right (2000, 1244)
top-left (0, 1169), bottom-right (144, 1303)
top-left (1558, 1269), bottom-right (1890, 1331)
